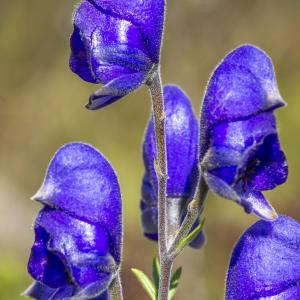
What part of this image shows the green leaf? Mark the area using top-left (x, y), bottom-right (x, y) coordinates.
top-left (152, 256), bottom-right (160, 293)
top-left (178, 218), bottom-right (206, 252)
top-left (151, 258), bottom-right (182, 300)
top-left (131, 268), bottom-right (156, 300)
top-left (170, 267), bottom-right (182, 289)
top-left (168, 267), bottom-right (183, 300)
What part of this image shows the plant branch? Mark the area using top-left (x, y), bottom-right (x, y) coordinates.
top-left (109, 273), bottom-right (123, 300)
top-left (168, 176), bottom-right (208, 259)
top-left (147, 69), bottom-right (170, 300)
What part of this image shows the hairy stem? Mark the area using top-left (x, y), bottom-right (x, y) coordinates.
top-left (168, 176), bottom-right (208, 259)
top-left (147, 69), bottom-right (170, 300)
top-left (109, 273), bottom-right (123, 300)
top-left (159, 257), bottom-right (173, 300)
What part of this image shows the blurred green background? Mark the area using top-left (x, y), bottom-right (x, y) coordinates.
top-left (1, 0), bottom-right (300, 299)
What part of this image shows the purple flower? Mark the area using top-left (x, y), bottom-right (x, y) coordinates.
top-left (200, 45), bottom-right (288, 220)
top-left (141, 85), bottom-right (204, 248)
top-left (70, 0), bottom-right (165, 110)
top-left (226, 215), bottom-right (300, 299)
top-left (24, 143), bottom-right (122, 300)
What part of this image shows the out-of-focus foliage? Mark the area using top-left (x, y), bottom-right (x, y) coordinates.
top-left (0, 0), bottom-right (300, 299)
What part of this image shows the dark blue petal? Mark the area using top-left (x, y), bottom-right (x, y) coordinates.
top-left (86, 71), bottom-right (146, 110)
top-left (202, 113), bottom-right (286, 187)
top-left (144, 233), bottom-right (158, 241)
top-left (33, 208), bottom-right (114, 298)
top-left (222, 45), bottom-right (282, 100)
top-left (70, 274), bottom-right (112, 300)
top-left (200, 44), bottom-right (285, 160)
top-left (23, 281), bottom-right (58, 300)
top-left (23, 281), bottom-right (109, 300)
top-left (141, 175), bottom-right (156, 206)
top-left (70, 1), bottom-right (151, 83)
top-left (32, 143), bottom-right (122, 263)
top-left (209, 112), bottom-right (277, 153)
top-left (23, 282), bottom-right (109, 300)
top-left (51, 285), bottom-right (75, 300)
top-left (70, 26), bottom-right (97, 83)
top-left (209, 166), bottom-right (237, 186)
top-left (143, 85), bottom-right (199, 198)
top-left (27, 226), bottom-right (68, 288)
top-left (90, 0), bottom-right (165, 63)
top-left (265, 285), bottom-right (300, 299)
top-left (52, 286), bottom-right (108, 300)
top-left (202, 110), bottom-right (287, 218)
top-left (203, 171), bottom-right (277, 220)
top-left (141, 206), bottom-right (158, 235)
top-left (92, 290), bottom-right (109, 300)
top-left (203, 170), bottom-right (240, 202)
top-left (91, 43), bottom-right (151, 76)
top-left (140, 176), bottom-right (158, 241)
top-left (226, 216), bottom-right (300, 299)
top-left (247, 134), bottom-right (288, 191)
top-left (240, 191), bottom-right (277, 221)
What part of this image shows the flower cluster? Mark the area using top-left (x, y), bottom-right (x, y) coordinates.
top-left (25, 143), bottom-right (122, 300)
top-left (24, 0), bottom-right (295, 299)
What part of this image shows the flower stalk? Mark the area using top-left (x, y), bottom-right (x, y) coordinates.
top-left (168, 177), bottom-right (208, 260)
top-left (147, 69), bottom-right (170, 300)
top-left (147, 69), bottom-right (209, 300)
top-left (109, 273), bottom-right (123, 300)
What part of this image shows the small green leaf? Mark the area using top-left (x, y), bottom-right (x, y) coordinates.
top-left (131, 268), bottom-right (156, 300)
top-left (170, 267), bottom-right (182, 288)
top-left (168, 267), bottom-right (183, 300)
top-left (152, 256), bottom-right (160, 292)
top-left (178, 218), bottom-right (205, 252)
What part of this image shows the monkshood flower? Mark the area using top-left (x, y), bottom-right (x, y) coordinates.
top-left (226, 215), bottom-right (300, 299)
top-left (200, 45), bottom-right (288, 220)
top-left (141, 85), bottom-right (205, 248)
top-left (24, 143), bottom-right (122, 300)
top-left (70, 0), bottom-right (165, 110)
